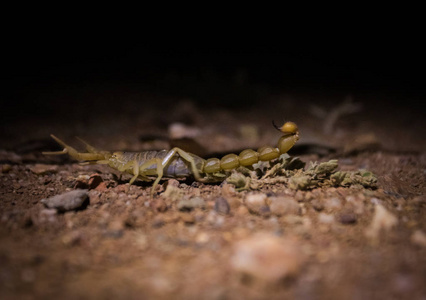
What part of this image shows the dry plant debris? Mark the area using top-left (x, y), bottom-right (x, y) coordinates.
top-left (226, 154), bottom-right (378, 191)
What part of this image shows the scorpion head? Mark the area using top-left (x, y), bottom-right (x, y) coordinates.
top-left (107, 151), bottom-right (125, 168)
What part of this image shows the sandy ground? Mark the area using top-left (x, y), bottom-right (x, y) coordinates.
top-left (1, 85), bottom-right (425, 299)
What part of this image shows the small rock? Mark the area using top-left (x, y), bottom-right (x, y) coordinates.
top-left (337, 212), bottom-right (357, 224)
top-left (124, 209), bottom-right (146, 228)
top-left (39, 208), bottom-right (58, 222)
top-left (323, 197), bottom-right (342, 211)
top-left (134, 232), bottom-right (149, 250)
top-left (62, 230), bottom-right (82, 246)
top-left (311, 199), bottom-right (324, 211)
top-left (318, 213), bottom-right (334, 224)
top-left (152, 215), bottom-right (165, 228)
top-left (88, 174), bottom-right (103, 189)
top-left (177, 197), bottom-right (206, 211)
top-left (29, 164), bottom-right (58, 175)
top-left (163, 185), bottom-right (184, 202)
top-left (1, 164), bottom-right (12, 173)
top-left (214, 197), bottom-right (230, 215)
top-left (269, 196), bottom-right (300, 216)
top-left (74, 175), bottom-right (89, 189)
top-left (95, 181), bottom-right (108, 192)
top-left (222, 183), bottom-right (236, 197)
top-left (231, 233), bottom-right (305, 282)
top-left (365, 204), bottom-right (398, 241)
top-left (206, 211), bottom-right (226, 227)
top-left (180, 213), bottom-right (195, 224)
top-left (166, 179), bottom-right (180, 187)
top-left (411, 230), bottom-right (426, 247)
top-left (236, 206), bottom-right (249, 216)
top-left (105, 220), bottom-right (125, 238)
top-left (168, 122), bottom-right (201, 139)
top-left (151, 198), bottom-right (168, 212)
top-left (294, 190), bottom-right (304, 202)
top-left (245, 193), bottom-right (267, 214)
top-left (88, 190), bottom-right (102, 205)
top-left (195, 232), bottom-right (210, 244)
top-left (114, 184), bottom-right (128, 193)
top-left (41, 189), bottom-right (89, 212)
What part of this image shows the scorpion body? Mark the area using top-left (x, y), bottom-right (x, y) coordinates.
top-left (44, 121), bottom-right (299, 195)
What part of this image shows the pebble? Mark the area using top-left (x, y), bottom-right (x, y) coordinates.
top-left (88, 190), bottom-right (102, 205)
top-left (318, 213), bottom-right (335, 224)
top-left (236, 206), bottom-right (249, 216)
top-left (214, 197), bottom-right (230, 215)
top-left (88, 174), bottom-right (103, 189)
top-left (151, 198), bottom-right (168, 212)
top-left (323, 197), bottom-right (342, 211)
top-left (41, 189), bottom-right (89, 212)
top-left (166, 179), bottom-right (180, 187)
top-left (152, 215), bottom-right (166, 228)
top-left (206, 211), bottom-right (225, 227)
top-left (294, 190), bottom-right (304, 202)
top-left (269, 196), bottom-right (300, 216)
top-left (337, 212), bottom-right (357, 224)
top-left (244, 193), bottom-right (267, 214)
top-left (39, 209), bottom-right (58, 222)
top-left (163, 185), bottom-right (184, 202)
top-left (311, 199), bottom-right (324, 211)
top-left (179, 213), bottom-right (196, 224)
top-left (168, 122), bottom-right (201, 139)
top-left (195, 232), bottom-right (210, 244)
top-left (411, 230), bottom-right (426, 247)
top-left (29, 164), bottom-right (58, 175)
top-left (365, 204), bottom-right (398, 241)
top-left (74, 180), bottom-right (88, 189)
top-left (114, 184), bottom-right (128, 193)
top-left (1, 164), bottom-right (12, 173)
top-left (177, 197), bottom-right (206, 211)
top-left (95, 181), bottom-right (108, 192)
top-left (105, 220), bottom-right (125, 238)
top-left (62, 230), bottom-right (82, 246)
top-left (231, 233), bottom-right (305, 282)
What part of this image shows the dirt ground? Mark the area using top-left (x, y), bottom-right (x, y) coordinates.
top-left (1, 80), bottom-right (425, 299)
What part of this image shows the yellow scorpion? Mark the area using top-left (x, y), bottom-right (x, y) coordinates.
top-left (43, 121), bottom-right (299, 195)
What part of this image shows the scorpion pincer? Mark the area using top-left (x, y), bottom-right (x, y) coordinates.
top-left (43, 121), bottom-right (299, 196)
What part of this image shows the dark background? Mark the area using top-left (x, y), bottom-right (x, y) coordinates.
top-left (3, 35), bottom-right (425, 124)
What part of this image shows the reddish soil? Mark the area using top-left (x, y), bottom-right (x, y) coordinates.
top-left (1, 88), bottom-right (425, 299)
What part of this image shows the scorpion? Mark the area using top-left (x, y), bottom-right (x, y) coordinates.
top-left (43, 121), bottom-right (299, 196)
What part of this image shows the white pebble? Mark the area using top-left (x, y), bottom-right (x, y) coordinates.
top-left (365, 204), bottom-right (398, 241)
top-left (318, 213), bottom-right (335, 224)
top-left (231, 233), bottom-right (305, 282)
top-left (269, 196), bottom-right (300, 216)
top-left (411, 230), bottom-right (426, 247)
top-left (244, 193), bottom-right (267, 213)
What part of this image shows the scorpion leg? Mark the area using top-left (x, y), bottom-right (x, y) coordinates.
top-left (118, 158), bottom-right (163, 196)
top-left (142, 158), bottom-right (163, 196)
top-left (161, 148), bottom-right (206, 182)
top-left (116, 161), bottom-right (150, 182)
top-left (43, 135), bottom-right (106, 161)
